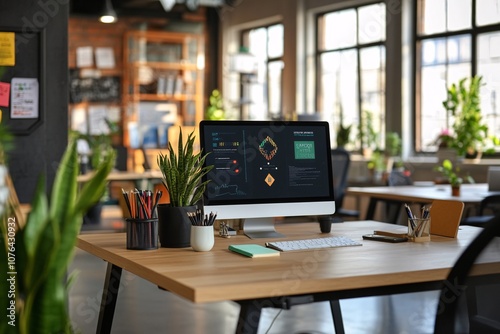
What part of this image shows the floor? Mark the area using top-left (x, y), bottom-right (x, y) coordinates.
top-left (69, 205), bottom-right (442, 334)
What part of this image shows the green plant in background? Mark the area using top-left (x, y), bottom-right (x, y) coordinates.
top-left (73, 118), bottom-right (118, 170)
top-left (385, 132), bottom-right (402, 157)
top-left (0, 139), bottom-right (114, 334)
top-left (443, 75), bottom-right (488, 156)
top-left (358, 110), bottom-right (379, 152)
top-left (435, 159), bottom-right (474, 187)
top-left (205, 89), bottom-right (225, 120)
top-left (336, 123), bottom-right (352, 148)
top-left (157, 128), bottom-right (213, 207)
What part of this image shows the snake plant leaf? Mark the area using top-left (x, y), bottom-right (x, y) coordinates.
top-left (49, 139), bottom-right (78, 224)
top-left (22, 175), bottom-right (48, 258)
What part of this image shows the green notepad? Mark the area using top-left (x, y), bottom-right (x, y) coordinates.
top-left (228, 244), bottom-right (280, 258)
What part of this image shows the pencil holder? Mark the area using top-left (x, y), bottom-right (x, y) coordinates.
top-left (126, 218), bottom-right (159, 250)
top-left (408, 217), bottom-right (431, 242)
top-left (190, 225), bottom-right (215, 252)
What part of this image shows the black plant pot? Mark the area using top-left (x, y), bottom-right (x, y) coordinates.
top-left (157, 204), bottom-right (196, 248)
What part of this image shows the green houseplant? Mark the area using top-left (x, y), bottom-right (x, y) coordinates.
top-left (443, 76), bottom-right (488, 157)
top-left (156, 128), bottom-right (213, 247)
top-left (205, 89), bottom-right (226, 120)
top-left (0, 138), bottom-right (114, 334)
top-left (435, 159), bottom-right (474, 196)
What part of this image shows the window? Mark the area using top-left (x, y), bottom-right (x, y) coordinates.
top-left (240, 24), bottom-right (284, 120)
top-left (416, 0), bottom-right (500, 152)
top-left (316, 3), bottom-right (386, 150)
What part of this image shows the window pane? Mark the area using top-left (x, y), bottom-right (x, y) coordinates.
top-left (319, 50), bottom-right (359, 147)
top-left (419, 36), bottom-right (471, 151)
top-left (268, 24), bottom-right (284, 58)
top-left (322, 9), bottom-right (357, 50)
top-left (476, 0), bottom-right (500, 26)
top-left (478, 31), bottom-right (500, 138)
top-left (268, 60), bottom-right (284, 118)
top-left (359, 3), bottom-right (386, 44)
top-left (447, 0), bottom-right (471, 31)
top-left (248, 28), bottom-right (267, 60)
top-left (360, 46), bottom-right (385, 149)
top-left (420, 0), bottom-right (446, 35)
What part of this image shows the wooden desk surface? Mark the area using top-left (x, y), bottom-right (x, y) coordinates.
top-left (347, 183), bottom-right (492, 204)
top-left (77, 221), bottom-right (500, 304)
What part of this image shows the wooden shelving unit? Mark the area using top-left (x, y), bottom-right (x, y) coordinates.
top-left (123, 30), bottom-right (205, 171)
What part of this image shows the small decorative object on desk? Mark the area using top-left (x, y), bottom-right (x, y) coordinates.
top-left (122, 188), bottom-right (162, 250)
top-left (405, 203), bottom-right (431, 242)
top-left (188, 209), bottom-right (216, 251)
top-left (219, 221), bottom-right (230, 238)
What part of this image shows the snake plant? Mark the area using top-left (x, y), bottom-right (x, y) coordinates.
top-left (157, 128), bottom-right (213, 207)
top-left (0, 138), bottom-right (114, 334)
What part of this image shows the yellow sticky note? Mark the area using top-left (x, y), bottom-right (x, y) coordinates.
top-left (0, 32), bottom-right (15, 66)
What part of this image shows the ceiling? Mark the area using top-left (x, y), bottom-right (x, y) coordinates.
top-left (70, 0), bottom-right (225, 18)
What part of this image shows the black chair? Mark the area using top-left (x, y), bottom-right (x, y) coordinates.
top-left (461, 194), bottom-right (500, 227)
top-left (384, 170), bottom-right (414, 223)
top-left (434, 213), bottom-right (500, 333)
top-left (330, 148), bottom-right (359, 221)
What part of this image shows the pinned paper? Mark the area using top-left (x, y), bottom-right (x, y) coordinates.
top-left (11, 77), bottom-right (39, 119)
top-left (0, 32), bottom-right (15, 66)
top-left (0, 82), bottom-right (10, 107)
top-left (76, 46), bottom-right (93, 68)
top-left (95, 47), bottom-right (115, 69)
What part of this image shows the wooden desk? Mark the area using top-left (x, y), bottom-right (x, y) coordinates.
top-left (77, 221), bottom-right (500, 334)
top-left (347, 183), bottom-right (495, 221)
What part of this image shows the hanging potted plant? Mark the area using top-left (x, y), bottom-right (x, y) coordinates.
top-left (156, 128), bottom-right (213, 247)
top-left (442, 76), bottom-right (488, 159)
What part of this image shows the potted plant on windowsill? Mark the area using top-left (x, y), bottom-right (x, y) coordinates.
top-left (156, 127), bottom-right (213, 247)
top-left (442, 76), bottom-right (488, 159)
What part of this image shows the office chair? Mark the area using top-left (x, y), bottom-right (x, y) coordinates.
top-left (384, 170), bottom-right (414, 223)
top-left (330, 148), bottom-right (359, 221)
top-left (434, 213), bottom-right (500, 333)
top-left (461, 194), bottom-right (500, 227)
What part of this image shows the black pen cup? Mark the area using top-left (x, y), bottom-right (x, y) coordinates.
top-left (126, 218), bottom-right (159, 250)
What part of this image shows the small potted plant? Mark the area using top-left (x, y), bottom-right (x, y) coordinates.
top-left (435, 159), bottom-right (474, 196)
top-left (156, 127), bottom-right (213, 247)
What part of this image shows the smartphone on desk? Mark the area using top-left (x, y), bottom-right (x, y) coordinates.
top-left (362, 234), bottom-right (408, 243)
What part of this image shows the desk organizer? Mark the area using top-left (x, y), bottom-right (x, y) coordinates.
top-left (408, 217), bottom-right (430, 242)
top-left (126, 218), bottom-right (158, 250)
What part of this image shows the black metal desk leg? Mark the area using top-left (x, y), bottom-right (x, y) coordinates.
top-left (96, 263), bottom-right (123, 334)
top-left (330, 299), bottom-right (345, 334)
top-left (365, 198), bottom-right (378, 220)
top-left (236, 301), bottom-right (262, 334)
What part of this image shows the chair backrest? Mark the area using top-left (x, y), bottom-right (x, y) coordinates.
top-left (434, 213), bottom-right (500, 333)
top-left (387, 170), bottom-right (413, 186)
top-left (480, 194), bottom-right (500, 216)
top-left (331, 148), bottom-right (350, 208)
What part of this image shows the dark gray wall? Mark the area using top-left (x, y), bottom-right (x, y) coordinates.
top-left (0, 0), bottom-right (68, 203)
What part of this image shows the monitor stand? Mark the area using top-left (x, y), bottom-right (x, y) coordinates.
top-left (243, 217), bottom-right (285, 239)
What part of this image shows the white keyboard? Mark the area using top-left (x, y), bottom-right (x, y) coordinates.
top-left (265, 236), bottom-right (362, 252)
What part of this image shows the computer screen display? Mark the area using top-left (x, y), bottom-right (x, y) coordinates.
top-left (199, 120), bottom-right (336, 238)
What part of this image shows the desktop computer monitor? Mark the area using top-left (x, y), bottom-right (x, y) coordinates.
top-left (199, 120), bottom-right (336, 239)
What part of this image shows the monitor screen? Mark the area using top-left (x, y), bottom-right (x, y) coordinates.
top-left (199, 120), bottom-right (336, 238)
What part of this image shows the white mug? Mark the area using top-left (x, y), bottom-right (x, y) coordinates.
top-left (190, 225), bottom-right (215, 252)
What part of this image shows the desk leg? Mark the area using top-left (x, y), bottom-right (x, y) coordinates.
top-left (236, 301), bottom-right (262, 334)
top-left (330, 299), bottom-right (345, 334)
top-left (96, 263), bottom-right (122, 334)
top-left (365, 198), bottom-right (377, 220)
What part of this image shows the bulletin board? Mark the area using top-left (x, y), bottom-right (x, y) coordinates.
top-left (0, 27), bottom-right (45, 135)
